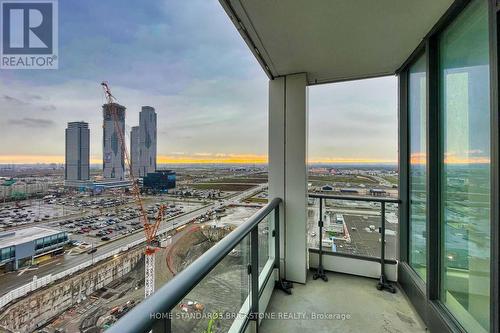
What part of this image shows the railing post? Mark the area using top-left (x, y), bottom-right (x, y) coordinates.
top-left (376, 201), bottom-right (395, 293)
top-left (273, 205), bottom-right (292, 294)
top-left (380, 202), bottom-right (386, 275)
top-left (274, 205), bottom-right (280, 272)
top-left (313, 197), bottom-right (328, 281)
top-left (152, 313), bottom-right (171, 333)
top-left (250, 226), bottom-right (259, 332)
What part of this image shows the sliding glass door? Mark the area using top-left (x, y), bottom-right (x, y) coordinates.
top-left (439, 0), bottom-right (490, 331)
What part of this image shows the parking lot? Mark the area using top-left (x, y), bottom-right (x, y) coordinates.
top-left (0, 200), bottom-right (79, 228)
top-left (0, 191), bottom-right (208, 250)
top-left (50, 198), bottom-right (205, 248)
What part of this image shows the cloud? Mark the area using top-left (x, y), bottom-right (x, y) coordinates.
top-left (3, 95), bottom-right (28, 105)
top-left (1, 91), bottom-right (56, 113)
top-left (308, 76), bottom-right (398, 162)
top-left (9, 118), bottom-right (56, 128)
top-left (0, 1), bottom-right (399, 164)
top-left (41, 105), bottom-right (57, 111)
top-left (2, 93), bottom-right (45, 105)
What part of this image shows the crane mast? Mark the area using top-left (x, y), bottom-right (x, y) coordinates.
top-left (101, 81), bottom-right (163, 299)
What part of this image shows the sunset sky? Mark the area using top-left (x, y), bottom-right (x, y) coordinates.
top-left (0, 0), bottom-right (398, 165)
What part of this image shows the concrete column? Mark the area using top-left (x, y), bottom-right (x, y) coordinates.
top-left (268, 73), bottom-right (308, 284)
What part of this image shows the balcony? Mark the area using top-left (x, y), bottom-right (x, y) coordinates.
top-left (109, 1), bottom-right (499, 332)
top-left (107, 194), bottom-right (424, 333)
top-left (262, 271), bottom-right (425, 333)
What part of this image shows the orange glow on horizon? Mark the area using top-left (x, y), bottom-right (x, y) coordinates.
top-left (0, 154), bottom-right (490, 165)
top-left (0, 155), bottom-right (102, 164)
top-left (157, 154), bottom-right (268, 164)
top-left (0, 155), bottom-right (65, 164)
top-left (307, 157), bottom-right (397, 164)
top-left (410, 152), bottom-right (427, 165)
top-left (410, 152), bottom-right (490, 165)
top-left (444, 156), bottom-right (490, 164)
top-left (0, 154), bottom-right (395, 165)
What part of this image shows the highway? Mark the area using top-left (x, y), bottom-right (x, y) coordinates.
top-left (0, 184), bottom-right (266, 296)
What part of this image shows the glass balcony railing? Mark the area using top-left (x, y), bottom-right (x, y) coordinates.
top-left (107, 198), bottom-right (281, 333)
top-left (308, 194), bottom-right (400, 291)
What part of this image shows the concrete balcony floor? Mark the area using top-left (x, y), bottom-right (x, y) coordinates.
top-left (261, 271), bottom-right (426, 333)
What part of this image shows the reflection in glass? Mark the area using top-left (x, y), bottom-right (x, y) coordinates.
top-left (408, 54), bottom-right (427, 281)
top-left (171, 235), bottom-right (250, 333)
top-left (439, 0), bottom-right (490, 331)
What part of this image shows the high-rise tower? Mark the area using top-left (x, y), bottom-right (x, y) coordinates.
top-left (103, 103), bottom-right (126, 180)
top-left (130, 126), bottom-right (140, 177)
top-left (138, 106), bottom-right (157, 177)
top-left (65, 122), bottom-right (90, 181)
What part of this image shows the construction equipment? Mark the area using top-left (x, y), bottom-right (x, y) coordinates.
top-left (101, 82), bottom-right (165, 299)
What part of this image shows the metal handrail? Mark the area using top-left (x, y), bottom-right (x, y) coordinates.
top-left (108, 197), bottom-right (282, 333)
top-left (309, 193), bottom-right (400, 204)
top-left (309, 193), bottom-right (400, 293)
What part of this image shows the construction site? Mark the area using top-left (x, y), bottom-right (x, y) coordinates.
top-left (0, 82), bottom-right (266, 333)
top-left (0, 81), bottom-right (404, 332)
top-left (0, 204), bottom-right (259, 333)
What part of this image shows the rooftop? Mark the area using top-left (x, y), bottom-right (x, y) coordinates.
top-left (0, 227), bottom-right (62, 248)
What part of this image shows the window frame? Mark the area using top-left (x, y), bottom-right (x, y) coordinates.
top-left (397, 0), bottom-right (499, 332)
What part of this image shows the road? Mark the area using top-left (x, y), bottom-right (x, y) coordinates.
top-left (0, 184), bottom-right (266, 296)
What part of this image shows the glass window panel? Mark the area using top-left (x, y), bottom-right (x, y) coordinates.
top-left (439, 0), bottom-right (490, 331)
top-left (1, 247), bottom-right (15, 260)
top-left (408, 53), bottom-right (427, 281)
top-left (258, 210), bottom-right (276, 289)
top-left (171, 234), bottom-right (251, 332)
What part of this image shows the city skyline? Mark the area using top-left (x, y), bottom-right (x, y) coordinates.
top-left (0, 0), bottom-right (398, 165)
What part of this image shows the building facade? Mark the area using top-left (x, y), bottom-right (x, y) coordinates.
top-left (65, 122), bottom-right (89, 181)
top-left (130, 126), bottom-right (140, 177)
top-left (138, 106), bottom-right (157, 177)
top-left (103, 103), bottom-right (126, 180)
top-left (0, 227), bottom-right (68, 271)
top-left (142, 170), bottom-right (175, 192)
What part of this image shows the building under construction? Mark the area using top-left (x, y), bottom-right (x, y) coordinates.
top-left (103, 103), bottom-right (126, 180)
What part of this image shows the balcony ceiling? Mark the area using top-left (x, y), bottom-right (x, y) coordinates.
top-left (220, 0), bottom-right (454, 84)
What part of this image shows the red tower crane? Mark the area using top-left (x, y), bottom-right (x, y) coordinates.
top-left (101, 81), bottom-right (163, 298)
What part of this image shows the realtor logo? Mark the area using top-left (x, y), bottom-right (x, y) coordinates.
top-left (1, 0), bottom-right (58, 69)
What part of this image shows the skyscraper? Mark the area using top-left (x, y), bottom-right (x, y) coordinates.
top-left (130, 126), bottom-right (140, 177)
top-left (65, 122), bottom-right (90, 181)
top-left (103, 103), bottom-right (126, 180)
top-left (138, 106), bottom-right (157, 177)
